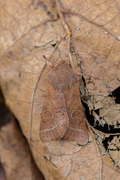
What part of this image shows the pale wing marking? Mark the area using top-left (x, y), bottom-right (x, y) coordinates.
top-left (41, 119), bottom-right (66, 132)
top-left (68, 126), bottom-right (84, 132)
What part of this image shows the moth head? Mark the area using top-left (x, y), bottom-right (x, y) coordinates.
top-left (48, 60), bottom-right (77, 90)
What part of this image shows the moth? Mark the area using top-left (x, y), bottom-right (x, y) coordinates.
top-left (40, 60), bottom-right (88, 144)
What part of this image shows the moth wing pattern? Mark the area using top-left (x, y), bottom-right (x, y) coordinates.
top-left (63, 72), bottom-right (88, 144)
top-left (40, 83), bottom-right (69, 142)
top-left (40, 60), bottom-right (88, 144)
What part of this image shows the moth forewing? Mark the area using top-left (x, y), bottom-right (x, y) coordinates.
top-left (40, 60), bottom-right (88, 144)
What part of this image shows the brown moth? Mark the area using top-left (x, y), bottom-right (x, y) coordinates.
top-left (40, 60), bottom-right (88, 144)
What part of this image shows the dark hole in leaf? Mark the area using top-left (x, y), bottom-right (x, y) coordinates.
top-left (102, 135), bottom-right (120, 151)
top-left (82, 101), bottom-right (120, 133)
top-left (51, 42), bottom-right (57, 47)
top-left (109, 86), bottom-right (120, 104)
top-left (94, 109), bottom-right (100, 116)
top-left (82, 76), bottom-right (86, 87)
top-left (102, 135), bottom-right (120, 169)
top-left (96, 120), bottom-right (99, 125)
top-left (102, 135), bottom-right (114, 150)
top-left (81, 100), bottom-right (94, 126)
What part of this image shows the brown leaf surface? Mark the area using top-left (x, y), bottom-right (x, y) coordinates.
top-left (0, 118), bottom-right (45, 180)
top-left (0, 0), bottom-right (120, 179)
top-left (0, 95), bottom-right (44, 180)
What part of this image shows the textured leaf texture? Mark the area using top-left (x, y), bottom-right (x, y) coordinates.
top-left (0, 0), bottom-right (120, 179)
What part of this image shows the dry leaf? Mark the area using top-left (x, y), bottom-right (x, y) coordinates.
top-left (0, 0), bottom-right (120, 179)
top-left (0, 94), bottom-right (44, 180)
